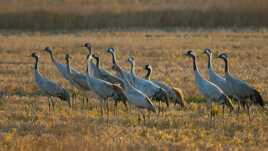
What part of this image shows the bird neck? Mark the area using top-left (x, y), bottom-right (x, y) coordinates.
top-left (223, 58), bottom-right (229, 74)
top-left (48, 51), bottom-right (56, 63)
top-left (144, 68), bottom-right (152, 80)
top-left (34, 57), bottom-right (39, 71)
top-left (191, 56), bottom-right (198, 71)
top-left (130, 61), bottom-right (136, 76)
top-left (111, 52), bottom-right (117, 65)
top-left (66, 58), bottom-right (72, 74)
top-left (95, 58), bottom-right (100, 69)
top-left (207, 53), bottom-right (213, 69)
top-left (87, 47), bottom-right (92, 56)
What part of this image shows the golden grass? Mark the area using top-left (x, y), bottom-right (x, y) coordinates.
top-left (0, 31), bottom-right (267, 151)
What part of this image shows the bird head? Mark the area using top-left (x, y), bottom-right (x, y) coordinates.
top-left (65, 53), bottom-right (71, 61)
top-left (144, 64), bottom-right (152, 70)
top-left (82, 43), bottom-right (91, 48)
top-left (217, 53), bottom-right (228, 61)
top-left (31, 52), bottom-right (39, 59)
top-left (43, 47), bottom-right (53, 54)
top-left (106, 47), bottom-right (114, 53)
top-left (203, 48), bottom-right (212, 56)
top-left (127, 56), bottom-right (135, 64)
top-left (184, 50), bottom-right (195, 58)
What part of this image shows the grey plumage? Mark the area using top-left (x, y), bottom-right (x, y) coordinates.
top-left (127, 57), bottom-right (170, 107)
top-left (144, 64), bottom-right (186, 107)
top-left (82, 43), bottom-right (99, 76)
top-left (43, 47), bottom-right (81, 85)
top-left (218, 53), bottom-right (264, 108)
top-left (185, 50), bottom-right (234, 121)
top-left (31, 52), bottom-right (71, 109)
top-left (106, 48), bottom-right (134, 84)
top-left (85, 54), bottom-right (128, 115)
top-left (203, 48), bottom-right (232, 97)
top-left (107, 48), bottom-right (156, 112)
top-left (65, 54), bottom-right (91, 91)
top-left (92, 54), bottom-right (128, 109)
top-left (91, 54), bottom-right (123, 84)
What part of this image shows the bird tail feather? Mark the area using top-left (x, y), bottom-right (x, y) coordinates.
top-left (172, 87), bottom-right (186, 108)
top-left (251, 90), bottom-right (265, 107)
top-left (220, 95), bottom-right (234, 110)
top-left (58, 90), bottom-right (71, 107)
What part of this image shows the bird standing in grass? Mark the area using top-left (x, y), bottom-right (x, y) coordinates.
top-left (218, 53), bottom-right (264, 119)
top-left (144, 64), bottom-right (186, 108)
top-left (31, 52), bottom-right (71, 111)
top-left (43, 47), bottom-right (81, 104)
top-left (106, 48), bottom-right (156, 113)
top-left (184, 50), bottom-right (234, 122)
top-left (65, 54), bottom-right (92, 107)
top-left (127, 56), bottom-right (170, 108)
top-left (85, 54), bottom-right (127, 117)
top-left (203, 48), bottom-right (233, 114)
top-left (92, 54), bottom-right (128, 114)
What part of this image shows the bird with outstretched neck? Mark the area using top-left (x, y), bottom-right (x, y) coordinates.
top-left (185, 50), bottom-right (234, 123)
top-left (31, 52), bottom-right (71, 111)
top-left (218, 53), bottom-right (264, 120)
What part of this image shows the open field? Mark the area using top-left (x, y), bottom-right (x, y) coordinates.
top-left (0, 0), bottom-right (268, 30)
top-left (0, 31), bottom-right (268, 150)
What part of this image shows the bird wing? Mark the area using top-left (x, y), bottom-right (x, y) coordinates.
top-left (208, 68), bottom-right (231, 95)
top-left (39, 76), bottom-right (66, 97)
top-left (227, 74), bottom-right (255, 97)
top-left (72, 73), bottom-right (90, 90)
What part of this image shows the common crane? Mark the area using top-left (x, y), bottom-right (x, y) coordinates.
top-left (81, 43), bottom-right (98, 76)
top-left (43, 47), bottom-right (81, 103)
top-left (185, 50), bottom-right (234, 122)
top-left (203, 48), bottom-right (234, 113)
top-left (218, 53), bottom-right (264, 119)
top-left (92, 54), bottom-right (128, 112)
top-left (65, 54), bottom-right (92, 107)
top-left (144, 64), bottom-right (186, 108)
top-left (127, 57), bottom-right (170, 107)
top-left (85, 54), bottom-right (128, 117)
top-left (106, 48), bottom-right (156, 112)
top-left (31, 52), bottom-right (71, 110)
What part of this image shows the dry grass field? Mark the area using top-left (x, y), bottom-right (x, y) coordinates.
top-left (0, 31), bottom-right (267, 151)
top-left (0, 0), bottom-right (268, 29)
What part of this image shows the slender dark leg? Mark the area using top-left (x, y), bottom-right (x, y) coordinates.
top-left (48, 97), bottom-right (51, 111)
top-left (246, 103), bottom-right (251, 120)
top-left (51, 98), bottom-right (55, 112)
top-left (106, 100), bottom-right (110, 118)
top-left (222, 104), bottom-right (225, 116)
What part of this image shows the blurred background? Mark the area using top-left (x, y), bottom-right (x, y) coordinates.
top-left (0, 0), bottom-right (267, 31)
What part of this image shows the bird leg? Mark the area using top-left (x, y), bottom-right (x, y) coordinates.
top-left (123, 100), bottom-right (128, 112)
top-left (81, 97), bottom-right (84, 109)
top-left (51, 98), bottom-right (55, 112)
top-left (47, 97), bottom-right (51, 111)
top-left (113, 101), bottom-right (117, 116)
top-left (100, 99), bottom-right (104, 117)
top-left (86, 97), bottom-right (89, 107)
top-left (106, 99), bottom-right (110, 119)
top-left (222, 104), bottom-right (225, 116)
top-left (207, 100), bottom-right (213, 125)
top-left (245, 103), bottom-right (251, 121)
